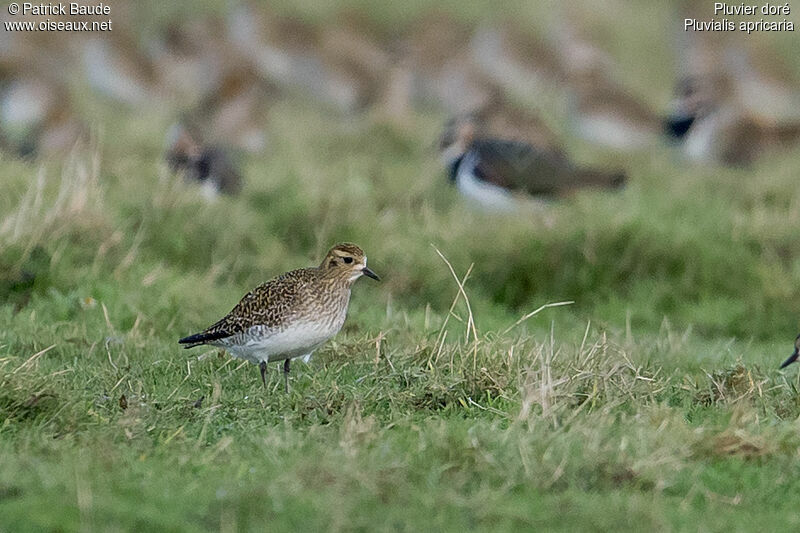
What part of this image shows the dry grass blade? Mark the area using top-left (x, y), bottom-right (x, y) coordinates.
top-left (12, 344), bottom-right (57, 374)
top-left (430, 262), bottom-right (474, 368)
top-left (0, 145), bottom-right (103, 249)
top-left (501, 301), bottom-right (575, 336)
top-left (432, 245), bottom-right (479, 371)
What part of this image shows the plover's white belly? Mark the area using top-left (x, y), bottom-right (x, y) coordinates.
top-left (575, 114), bottom-right (655, 150)
top-left (216, 319), bottom-right (343, 364)
top-left (456, 153), bottom-right (516, 212)
top-left (683, 117), bottom-right (717, 163)
top-left (470, 26), bottom-right (553, 97)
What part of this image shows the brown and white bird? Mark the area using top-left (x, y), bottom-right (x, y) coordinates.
top-left (227, 5), bottom-right (376, 113)
top-left (469, 22), bottom-right (564, 102)
top-left (545, 7), bottom-right (663, 151)
top-left (165, 123), bottom-right (243, 198)
top-left (664, 73), bottom-right (800, 167)
top-left (0, 76), bottom-right (86, 157)
top-left (178, 244), bottom-right (380, 391)
top-left (565, 68), bottom-right (663, 151)
top-left (81, 35), bottom-right (161, 107)
top-left (393, 12), bottom-right (496, 115)
top-left (439, 111), bottom-right (626, 211)
top-left (724, 44), bottom-right (800, 123)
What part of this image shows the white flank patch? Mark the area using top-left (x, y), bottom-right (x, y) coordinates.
top-left (216, 319), bottom-right (344, 364)
top-left (200, 180), bottom-right (220, 202)
top-left (683, 115), bottom-right (718, 163)
top-left (456, 152), bottom-right (516, 212)
top-left (576, 115), bottom-right (654, 150)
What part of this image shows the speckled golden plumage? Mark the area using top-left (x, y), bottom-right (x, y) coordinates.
top-left (179, 243), bottom-right (379, 391)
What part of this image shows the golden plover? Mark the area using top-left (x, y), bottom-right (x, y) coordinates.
top-left (165, 123), bottom-right (243, 197)
top-left (393, 13), bottom-right (497, 116)
top-left (664, 73), bottom-right (800, 167)
top-left (780, 334), bottom-right (800, 369)
top-left (565, 68), bottom-right (663, 151)
top-left (81, 36), bottom-right (159, 107)
top-left (439, 111), bottom-right (626, 211)
top-left (674, 11), bottom-right (800, 124)
top-left (553, 8), bottom-right (664, 151)
top-left (228, 5), bottom-right (376, 114)
top-left (0, 76), bottom-right (87, 157)
top-left (178, 243), bottom-right (379, 391)
top-left (469, 22), bottom-right (563, 100)
top-left (724, 43), bottom-right (800, 123)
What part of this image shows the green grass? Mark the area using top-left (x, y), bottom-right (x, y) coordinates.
top-left (3, 3), bottom-right (800, 531)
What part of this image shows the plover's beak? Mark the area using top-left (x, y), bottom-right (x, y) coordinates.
top-left (780, 348), bottom-right (799, 369)
top-left (362, 267), bottom-right (380, 281)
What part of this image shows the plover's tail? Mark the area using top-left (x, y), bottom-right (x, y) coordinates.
top-left (178, 330), bottom-right (227, 349)
top-left (774, 122), bottom-right (800, 147)
top-left (573, 168), bottom-right (627, 190)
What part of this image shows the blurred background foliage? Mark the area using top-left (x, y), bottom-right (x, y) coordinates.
top-left (1, 0), bottom-right (799, 343)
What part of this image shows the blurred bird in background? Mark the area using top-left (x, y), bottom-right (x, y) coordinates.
top-left (469, 21), bottom-right (564, 104)
top-left (0, 25), bottom-right (87, 157)
top-left (665, 3), bottom-right (800, 166)
top-left (165, 123), bottom-right (243, 198)
top-left (552, 6), bottom-right (663, 151)
top-left (0, 75), bottom-right (87, 157)
top-left (391, 12), bottom-right (497, 116)
top-left (664, 73), bottom-right (800, 167)
top-left (0, 1), bottom-right (797, 189)
top-left (439, 109), bottom-right (626, 211)
top-left (228, 4), bottom-right (382, 114)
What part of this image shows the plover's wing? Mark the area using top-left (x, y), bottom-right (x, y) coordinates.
top-left (470, 139), bottom-right (573, 195)
top-left (178, 269), bottom-right (306, 348)
top-left (472, 138), bottom-right (625, 195)
top-left (199, 147), bottom-right (243, 195)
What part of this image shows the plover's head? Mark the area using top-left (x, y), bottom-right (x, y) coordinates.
top-left (664, 74), bottom-right (731, 138)
top-left (780, 334), bottom-right (800, 369)
top-left (438, 113), bottom-right (481, 165)
top-left (165, 123), bottom-right (203, 173)
top-left (320, 243), bottom-right (380, 283)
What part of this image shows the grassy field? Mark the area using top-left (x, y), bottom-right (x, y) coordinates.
top-left (3, 3), bottom-right (800, 531)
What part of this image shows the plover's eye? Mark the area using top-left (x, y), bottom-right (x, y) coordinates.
top-left (343, 257), bottom-right (353, 264)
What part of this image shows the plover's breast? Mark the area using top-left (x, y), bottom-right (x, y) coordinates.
top-left (573, 113), bottom-right (655, 150)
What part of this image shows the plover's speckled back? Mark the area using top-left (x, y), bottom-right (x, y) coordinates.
top-left (179, 243), bottom-right (379, 391)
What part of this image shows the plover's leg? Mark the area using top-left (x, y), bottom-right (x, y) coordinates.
top-left (260, 361), bottom-right (267, 388)
top-left (283, 359), bottom-right (291, 393)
